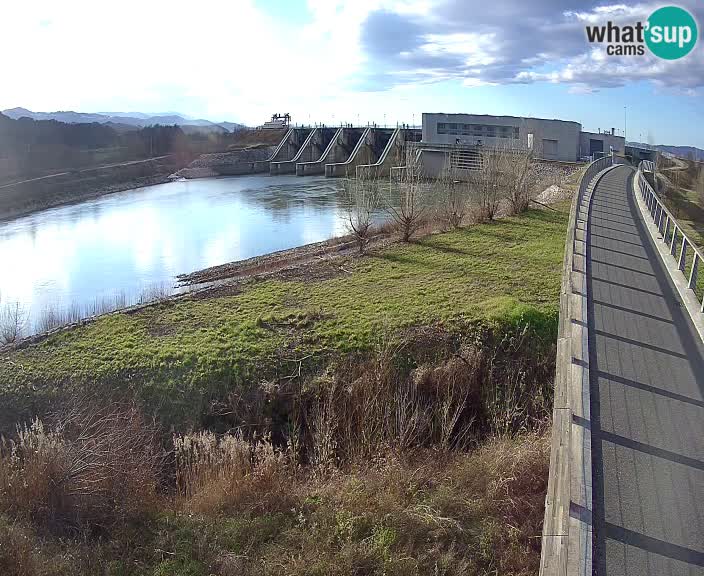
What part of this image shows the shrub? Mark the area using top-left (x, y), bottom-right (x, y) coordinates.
top-left (0, 403), bottom-right (162, 533)
top-left (387, 148), bottom-right (426, 242)
top-left (0, 301), bottom-right (27, 344)
top-left (343, 174), bottom-right (381, 254)
top-left (435, 160), bottom-right (468, 229)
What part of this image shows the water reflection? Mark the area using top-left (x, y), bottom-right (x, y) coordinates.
top-left (0, 175), bottom-right (357, 333)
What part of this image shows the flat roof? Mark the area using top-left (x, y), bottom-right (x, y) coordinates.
top-left (422, 112), bottom-right (581, 126)
top-left (581, 130), bottom-right (625, 138)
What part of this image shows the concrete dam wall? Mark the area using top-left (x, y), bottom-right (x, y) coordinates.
top-left (325, 128), bottom-right (396, 178)
top-left (356, 128), bottom-right (422, 179)
top-left (270, 128), bottom-right (337, 175)
top-left (251, 128), bottom-right (312, 174)
top-left (296, 128), bottom-right (365, 176)
top-left (179, 126), bottom-right (415, 180)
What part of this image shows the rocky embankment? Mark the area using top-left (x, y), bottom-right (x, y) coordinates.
top-left (172, 146), bottom-right (275, 179)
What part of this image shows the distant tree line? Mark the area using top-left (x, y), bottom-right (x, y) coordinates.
top-left (0, 113), bottom-right (228, 182)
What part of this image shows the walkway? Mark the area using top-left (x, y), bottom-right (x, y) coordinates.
top-left (587, 165), bottom-right (704, 575)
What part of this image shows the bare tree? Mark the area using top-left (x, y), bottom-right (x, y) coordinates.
top-left (343, 173), bottom-right (381, 254)
top-left (468, 146), bottom-right (508, 221)
top-left (436, 155), bottom-right (467, 229)
top-left (504, 147), bottom-right (534, 215)
top-left (0, 300), bottom-right (27, 344)
top-left (387, 147), bottom-right (426, 241)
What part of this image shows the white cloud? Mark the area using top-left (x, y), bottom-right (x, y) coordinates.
top-left (1, 0), bottom-right (702, 121)
top-left (358, 0), bottom-right (704, 92)
top-left (0, 0), bottom-right (389, 123)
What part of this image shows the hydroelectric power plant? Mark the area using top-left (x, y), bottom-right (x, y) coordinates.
top-left (221, 111), bottom-right (627, 181)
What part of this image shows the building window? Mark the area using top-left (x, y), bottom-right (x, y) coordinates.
top-left (438, 122), bottom-right (520, 138)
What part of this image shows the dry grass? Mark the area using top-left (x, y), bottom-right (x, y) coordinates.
top-left (165, 431), bottom-right (550, 576)
top-left (0, 403), bottom-right (162, 534)
top-left (174, 430), bottom-right (293, 516)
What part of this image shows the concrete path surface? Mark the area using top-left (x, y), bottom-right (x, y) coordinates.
top-left (587, 165), bottom-right (704, 575)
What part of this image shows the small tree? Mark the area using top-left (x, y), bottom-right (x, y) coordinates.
top-left (387, 147), bottom-right (426, 241)
top-left (436, 155), bottom-right (467, 229)
top-left (0, 301), bottom-right (26, 344)
top-left (469, 146), bottom-right (506, 221)
top-left (343, 173), bottom-right (380, 254)
top-left (504, 147), bottom-right (534, 215)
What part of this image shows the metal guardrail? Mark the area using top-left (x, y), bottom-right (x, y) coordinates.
top-left (636, 161), bottom-right (704, 313)
top-left (640, 159), bottom-right (656, 172)
top-left (540, 153), bottom-right (615, 576)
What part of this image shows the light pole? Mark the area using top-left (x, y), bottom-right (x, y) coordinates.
top-left (624, 105), bottom-right (627, 143)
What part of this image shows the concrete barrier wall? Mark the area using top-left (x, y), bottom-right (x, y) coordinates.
top-left (539, 156), bottom-right (617, 576)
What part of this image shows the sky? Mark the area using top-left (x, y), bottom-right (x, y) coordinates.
top-left (1, 0), bottom-right (702, 147)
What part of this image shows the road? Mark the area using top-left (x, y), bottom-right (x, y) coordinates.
top-left (587, 165), bottom-right (704, 575)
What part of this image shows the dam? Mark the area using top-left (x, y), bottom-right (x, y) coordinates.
top-left (236, 125), bottom-right (422, 179)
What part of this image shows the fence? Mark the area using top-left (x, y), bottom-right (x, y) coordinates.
top-left (636, 161), bottom-right (704, 312)
top-left (540, 153), bottom-right (615, 576)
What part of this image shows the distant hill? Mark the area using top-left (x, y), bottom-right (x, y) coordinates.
top-left (1, 108), bottom-right (245, 132)
top-left (219, 122), bottom-right (245, 133)
top-left (628, 141), bottom-right (704, 161)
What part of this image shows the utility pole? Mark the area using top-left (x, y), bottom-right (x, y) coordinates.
top-left (624, 105), bottom-right (627, 143)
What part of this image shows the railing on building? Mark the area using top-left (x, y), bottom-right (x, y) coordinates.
top-left (636, 161), bottom-right (704, 312)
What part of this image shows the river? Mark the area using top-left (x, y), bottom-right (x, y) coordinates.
top-left (0, 175), bottom-right (377, 335)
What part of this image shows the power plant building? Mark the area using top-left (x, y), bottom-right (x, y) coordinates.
top-left (421, 112), bottom-right (625, 162)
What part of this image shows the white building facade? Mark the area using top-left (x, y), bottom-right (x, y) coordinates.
top-left (422, 113), bottom-right (624, 162)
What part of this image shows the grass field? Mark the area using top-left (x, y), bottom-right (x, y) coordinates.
top-left (0, 203), bottom-right (570, 576)
top-left (0, 206), bottom-right (569, 431)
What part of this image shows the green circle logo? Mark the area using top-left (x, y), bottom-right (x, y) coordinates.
top-left (645, 6), bottom-right (698, 60)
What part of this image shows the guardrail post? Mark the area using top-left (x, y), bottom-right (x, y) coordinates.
top-left (679, 238), bottom-right (688, 272)
top-left (663, 216), bottom-right (671, 242)
top-left (689, 254), bottom-right (699, 291)
top-left (671, 227), bottom-right (679, 256)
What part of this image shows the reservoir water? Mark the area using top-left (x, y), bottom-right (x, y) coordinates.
top-left (0, 175), bottom-right (368, 333)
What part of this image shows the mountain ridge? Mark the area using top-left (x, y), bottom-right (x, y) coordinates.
top-left (1, 107), bottom-right (244, 133)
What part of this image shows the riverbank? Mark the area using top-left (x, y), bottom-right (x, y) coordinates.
top-left (0, 155), bottom-right (181, 221)
top-left (0, 204), bottom-right (569, 428)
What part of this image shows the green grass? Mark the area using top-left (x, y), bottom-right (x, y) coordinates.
top-left (0, 207), bottom-right (569, 429)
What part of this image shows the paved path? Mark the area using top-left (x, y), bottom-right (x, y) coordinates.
top-left (587, 165), bottom-right (704, 575)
